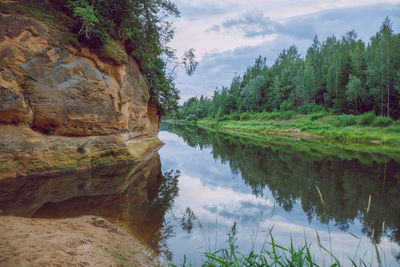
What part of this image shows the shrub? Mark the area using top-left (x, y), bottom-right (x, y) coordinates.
top-left (240, 112), bottom-right (251, 121)
top-left (357, 112), bottom-right (376, 126)
top-left (278, 110), bottom-right (295, 120)
top-left (216, 115), bottom-right (230, 121)
top-left (334, 114), bottom-right (357, 127)
top-left (385, 126), bottom-right (400, 133)
top-left (311, 104), bottom-right (325, 113)
top-left (310, 112), bottom-right (326, 121)
top-left (229, 113), bottom-right (240, 121)
top-left (280, 100), bottom-right (293, 111)
top-left (297, 103), bottom-right (324, 114)
top-left (185, 114), bottom-right (197, 121)
top-left (97, 40), bottom-right (128, 65)
top-left (372, 116), bottom-right (392, 127)
top-left (393, 119), bottom-right (400, 126)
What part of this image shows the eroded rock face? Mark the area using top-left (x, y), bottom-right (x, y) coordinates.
top-left (0, 14), bottom-right (160, 136)
top-left (0, 13), bottom-right (162, 179)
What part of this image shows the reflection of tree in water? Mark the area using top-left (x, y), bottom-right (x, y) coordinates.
top-left (150, 169), bottom-right (198, 261)
top-left (179, 207), bottom-right (197, 234)
top-left (146, 169), bottom-right (180, 261)
top-left (168, 124), bottom-right (400, 246)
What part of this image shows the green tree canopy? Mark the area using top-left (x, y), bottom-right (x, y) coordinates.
top-left (177, 17), bottom-right (400, 120)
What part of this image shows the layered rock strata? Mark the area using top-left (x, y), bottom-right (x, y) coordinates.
top-left (0, 12), bottom-right (163, 179)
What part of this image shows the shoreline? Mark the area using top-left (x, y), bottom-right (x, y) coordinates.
top-left (0, 215), bottom-right (158, 267)
top-left (167, 119), bottom-right (400, 162)
top-left (168, 114), bottom-right (400, 145)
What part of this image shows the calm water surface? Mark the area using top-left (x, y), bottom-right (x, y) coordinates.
top-left (158, 124), bottom-right (400, 266)
top-left (0, 123), bottom-right (399, 266)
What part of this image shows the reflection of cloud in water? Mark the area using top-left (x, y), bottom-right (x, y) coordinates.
top-left (167, 168), bottom-right (400, 265)
top-left (175, 174), bottom-right (273, 219)
top-left (160, 131), bottom-right (259, 194)
top-left (160, 129), bottom-right (400, 265)
top-left (159, 131), bottom-right (188, 146)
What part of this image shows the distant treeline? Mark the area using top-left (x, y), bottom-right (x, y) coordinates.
top-left (178, 18), bottom-right (400, 120)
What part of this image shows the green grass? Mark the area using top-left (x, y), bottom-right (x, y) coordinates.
top-left (198, 238), bottom-right (324, 267)
top-left (168, 222), bottom-right (371, 267)
top-left (170, 112), bottom-right (400, 144)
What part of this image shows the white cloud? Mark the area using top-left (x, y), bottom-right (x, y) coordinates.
top-left (169, 1), bottom-right (400, 101)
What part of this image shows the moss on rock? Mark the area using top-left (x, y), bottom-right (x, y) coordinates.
top-left (90, 149), bottom-right (134, 167)
top-left (97, 40), bottom-right (128, 66)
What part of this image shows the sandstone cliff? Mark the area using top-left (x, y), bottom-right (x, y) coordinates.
top-left (0, 9), bottom-right (163, 179)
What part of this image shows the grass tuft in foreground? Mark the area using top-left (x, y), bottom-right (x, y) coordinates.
top-left (168, 187), bottom-right (384, 267)
top-left (169, 226), bottom-right (344, 267)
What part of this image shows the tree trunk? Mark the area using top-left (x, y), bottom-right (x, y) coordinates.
top-left (335, 58), bottom-right (338, 97)
top-left (386, 41), bottom-right (390, 117)
top-left (356, 98), bottom-right (358, 114)
top-left (380, 46), bottom-right (384, 116)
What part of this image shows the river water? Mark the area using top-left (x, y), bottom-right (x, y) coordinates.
top-left (0, 123), bottom-right (399, 266)
top-left (158, 124), bottom-right (400, 266)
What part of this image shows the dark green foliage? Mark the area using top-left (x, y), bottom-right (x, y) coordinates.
top-left (177, 18), bottom-right (400, 121)
top-left (372, 116), bottom-right (393, 127)
top-left (240, 112), bottom-right (252, 121)
top-left (185, 114), bottom-right (197, 121)
top-left (357, 112), bottom-right (376, 126)
top-left (230, 113), bottom-right (241, 121)
top-left (216, 115), bottom-right (228, 122)
top-left (334, 115), bottom-right (357, 127)
top-left (310, 112), bottom-right (326, 121)
top-left (279, 110), bottom-right (296, 120)
top-left (296, 104), bottom-right (324, 114)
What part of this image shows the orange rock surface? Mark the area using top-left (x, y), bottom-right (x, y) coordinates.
top-left (0, 12), bottom-right (162, 179)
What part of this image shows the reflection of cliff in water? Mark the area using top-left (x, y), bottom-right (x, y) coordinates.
top-left (0, 151), bottom-right (180, 258)
top-left (168, 124), bottom-right (400, 246)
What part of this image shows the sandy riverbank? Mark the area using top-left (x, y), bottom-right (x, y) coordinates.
top-left (0, 216), bottom-right (158, 267)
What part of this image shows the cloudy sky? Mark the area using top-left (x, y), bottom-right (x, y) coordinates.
top-left (168, 0), bottom-right (400, 102)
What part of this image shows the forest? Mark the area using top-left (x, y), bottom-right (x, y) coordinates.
top-left (178, 18), bottom-right (400, 121)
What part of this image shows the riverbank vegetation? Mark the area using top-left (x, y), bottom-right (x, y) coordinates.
top-left (171, 230), bottom-right (362, 267)
top-left (169, 111), bottom-right (400, 143)
top-left (174, 18), bottom-right (400, 141)
top-left (171, 227), bottom-right (346, 267)
top-left (169, 219), bottom-right (385, 267)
